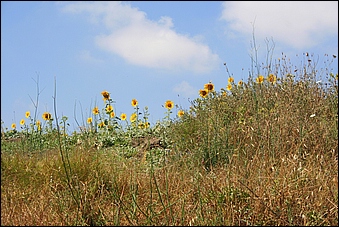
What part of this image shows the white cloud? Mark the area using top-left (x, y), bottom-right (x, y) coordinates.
top-left (220, 1), bottom-right (338, 49)
top-left (173, 81), bottom-right (197, 98)
top-left (61, 1), bottom-right (220, 73)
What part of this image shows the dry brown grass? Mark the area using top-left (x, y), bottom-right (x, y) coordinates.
top-left (1, 138), bottom-right (338, 225)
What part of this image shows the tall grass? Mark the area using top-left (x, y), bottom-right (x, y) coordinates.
top-left (1, 48), bottom-right (338, 225)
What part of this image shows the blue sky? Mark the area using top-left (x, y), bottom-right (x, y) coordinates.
top-left (1, 1), bottom-right (338, 133)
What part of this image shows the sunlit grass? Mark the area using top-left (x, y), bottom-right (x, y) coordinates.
top-left (1, 50), bottom-right (338, 225)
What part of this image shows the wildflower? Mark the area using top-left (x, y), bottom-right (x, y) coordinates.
top-left (42, 112), bottom-right (52, 121)
top-left (98, 121), bottom-right (105, 128)
top-left (36, 120), bottom-right (41, 130)
top-left (178, 110), bottom-right (185, 118)
top-left (238, 80), bottom-right (243, 86)
top-left (165, 100), bottom-right (174, 110)
top-left (145, 122), bottom-right (150, 128)
top-left (120, 113), bottom-right (127, 121)
top-left (11, 123), bottom-right (16, 129)
top-left (138, 122), bottom-right (145, 129)
top-left (110, 112), bottom-right (115, 118)
top-left (130, 113), bottom-right (137, 122)
top-left (92, 107), bottom-right (99, 115)
top-left (228, 77), bottom-right (234, 83)
top-left (256, 75), bottom-right (264, 84)
top-left (226, 84), bottom-right (232, 91)
top-left (222, 91), bottom-right (227, 97)
top-left (25, 111), bottom-right (30, 118)
top-left (204, 82), bottom-right (214, 92)
top-left (101, 90), bottom-right (110, 101)
top-left (131, 99), bottom-right (138, 107)
top-left (87, 117), bottom-right (93, 124)
top-left (106, 105), bottom-right (113, 113)
top-left (20, 119), bottom-right (25, 125)
top-left (199, 89), bottom-right (208, 98)
top-left (267, 74), bottom-right (277, 84)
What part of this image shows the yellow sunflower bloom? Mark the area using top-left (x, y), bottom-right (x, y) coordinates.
top-left (101, 90), bottom-right (110, 101)
top-left (98, 121), bottom-right (105, 128)
top-left (238, 80), bottom-right (243, 86)
top-left (20, 119), bottom-right (25, 125)
top-left (87, 117), bottom-right (92, 124)
top-left (199, 89), bottom-right (208, 98)
top-left (25, 111), bottom-right (30, 118)
top-left (130, 113), bottom-right (137, 122)
top-left (165, 100), bottom-right (174, 110)
top-left (11, 123), bottom-right (16, 129)
top-left (92, 107), bottom-right (99, 115)
top-left (256, 75), bottom-right (264, 84)
top-left (228, 77), bottom-right (234, 83)
top-left (204, 82), bottom-right (214, 92)
top-left (267, 73), bottom-right (277, 84)
top-left (131, 99), bottom-right (138, 107)
top-left (110, 112), bottom-right (115, 118)
top-left (42, 112), bottom-right (52, 121)
top-left (106, 105), bottom-right (113, 113)
top-left (120, 113), bottom-right (127, 121)
top-left (138, 122), bottom-right (145, 129)
top-left (36, 120), bottom-right (41, 131)
top-left (178, 110), bottom-right (185, 118)
top-left (226, 84), bottom-right (232, 91)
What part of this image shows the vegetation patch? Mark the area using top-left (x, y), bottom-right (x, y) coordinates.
top-left (1, 40), bottom-right (338, 225)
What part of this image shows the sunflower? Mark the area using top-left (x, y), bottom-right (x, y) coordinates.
top-left (131, 99), bottom-right (138, 107)
top-left (138, 122), bottom-right (145, 129)
top-left (92, 107), bottom-right (99, 115)
top-left (120, 113), bottom-right (127, 121)
top-left (256, 75), bottom-right (264, 84)
top-left (238, 80), bottom-right (243, 86)
top-left (87, 117), bottom-right (93, 124)
top-left (25, 111), bottom-right (30, 118)
top-left (267, 73), bottom-right (277, 84)
top-left (130, 113), bottom-right (137, 122)
top-left (101, 90), bottom-right (110, 101)
top-left (165, 100), bottom-right (174, 110)
top-left (204, 82), bottom-right (214, 92)
top-left (42, 112), bottom-right (52, 121)
top-left (177, 110), bottom-right (185, 118)
top-left (226, 84), bottom-right (232, 91)
top-left (98, 121), bottom-right (105, 128)
top-left (106, 105), bottom-right (113, 113)
top-left (228, 77), bottom-right (234, 83)
top-left (11, 123), bottom-right (16, 129)
top-left (199, 89), bottom-right (208, 98)
top-left (20, 119), bottom-right (25, 125)
top-left (36, 120), bottom-right (41, 130)
top-left (110, 112), bottom-right (115, 118)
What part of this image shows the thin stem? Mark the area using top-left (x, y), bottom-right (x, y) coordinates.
top-left (52, 76), bottom-right (80, 224)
